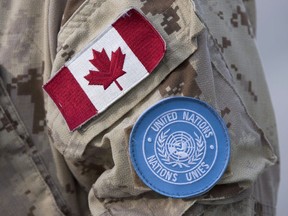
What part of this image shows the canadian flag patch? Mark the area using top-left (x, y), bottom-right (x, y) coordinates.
top-left (43, 9), bottom-right (165, 131)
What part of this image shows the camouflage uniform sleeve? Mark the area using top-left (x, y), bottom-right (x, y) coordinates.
top-left (0, 0), bottom-right (83, 215)
top-left (44, 0), bottom-right (279, 216)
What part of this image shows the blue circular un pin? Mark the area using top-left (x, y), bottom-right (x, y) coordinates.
top-left (129, 97), bottom-right (230, 198)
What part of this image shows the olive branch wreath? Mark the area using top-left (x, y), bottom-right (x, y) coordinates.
top-left (188, 132), bottom-right (205, 165)
top-left (157, 130), bottom-right (205, 168)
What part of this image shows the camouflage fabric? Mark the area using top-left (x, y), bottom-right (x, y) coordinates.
top-left (0, 0), bottom-right (79, 215)
top-left (0, 0), bottom-right (279, 215)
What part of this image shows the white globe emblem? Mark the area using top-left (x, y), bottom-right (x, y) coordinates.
top-left (157, 129), bottom-right (206, 170)
top-left (166, 132), bottom-right (195, 162)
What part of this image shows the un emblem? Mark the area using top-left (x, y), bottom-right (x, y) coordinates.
top-left (157, 130), bottom-right (205, 171)
top-left (130, 97), bottom-right (230, 198)
top-left (158, 130), bottom-right (205, 169)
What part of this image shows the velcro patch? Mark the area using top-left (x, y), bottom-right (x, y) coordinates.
top-left (129, 97), bottom-right (230, 198)
top-left (43, 8), bottom-right (165, 131)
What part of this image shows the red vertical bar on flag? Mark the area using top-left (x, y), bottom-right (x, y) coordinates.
top-left (112, 9), bottom-right (165, 73)
top-left (43, 67), bottom-right (97, 130)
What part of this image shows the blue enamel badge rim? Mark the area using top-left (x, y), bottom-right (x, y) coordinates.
top-left (129, 97), bottom-right (230, 198)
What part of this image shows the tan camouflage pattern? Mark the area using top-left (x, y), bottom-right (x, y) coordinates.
top-left (0, 0), bottom-right (279, 215)
top-left (0, 0), bottom-right (79, 215)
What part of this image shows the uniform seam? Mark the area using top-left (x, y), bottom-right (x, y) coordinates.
top-left (58, 0), bottom-right (97, 47)
top-left (0, 109), bottom-right (65, 216)
top-left (193, 8), bottom-right (276, 161)
top-left (0, 78), bottom-right (70, 215)
top-left (211, 64), bottom-right (276, 161)
top-left (58, 0), bottom-right (92, 35)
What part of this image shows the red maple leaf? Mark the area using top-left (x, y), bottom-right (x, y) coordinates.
top-left (84, 47), bottom-right (126, 91)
